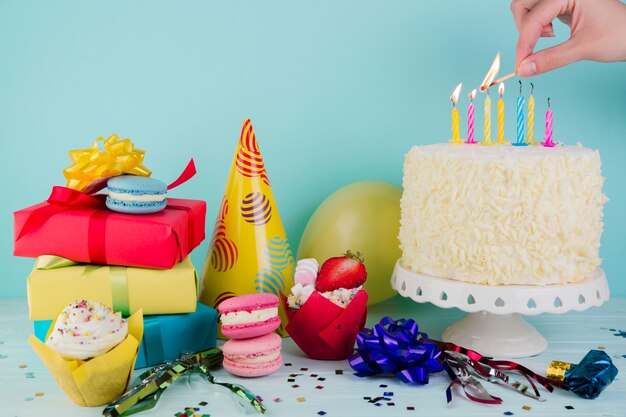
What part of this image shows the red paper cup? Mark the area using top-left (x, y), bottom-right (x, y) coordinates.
top-left (282, 290), bottom-right (368, 360)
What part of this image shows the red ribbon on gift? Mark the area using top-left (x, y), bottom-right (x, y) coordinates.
top-left (16, 159), bottom-right (197, 265)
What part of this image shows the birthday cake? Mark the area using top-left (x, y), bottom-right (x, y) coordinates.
top-left (399, 143), bottom-right (607, 285)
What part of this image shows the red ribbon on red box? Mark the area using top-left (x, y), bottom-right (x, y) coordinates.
top-left (16, 159), bottom-right (197, 265)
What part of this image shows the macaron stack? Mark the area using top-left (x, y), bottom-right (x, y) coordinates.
top-left (218, 293), bottom-right (283, 377)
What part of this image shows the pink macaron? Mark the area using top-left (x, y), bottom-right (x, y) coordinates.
top-left (218, 293), bottom-right (280, 339)
top-left (222, 332), bottom-right (283, 377)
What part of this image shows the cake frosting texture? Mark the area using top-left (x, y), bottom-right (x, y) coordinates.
top-left (399, 144), bottom-right (607, 285)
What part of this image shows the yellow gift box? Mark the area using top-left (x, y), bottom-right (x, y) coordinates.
top-left (29, 309), bottom-right (143, 407)
top-left (27, 256), bottom-right (198, 320)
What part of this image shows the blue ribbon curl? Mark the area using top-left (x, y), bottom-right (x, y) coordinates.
top-left (349, 316), bottom-right (443, 384)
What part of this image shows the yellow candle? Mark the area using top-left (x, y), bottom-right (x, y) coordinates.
top-left (527, 92), bottom-right (536, 145)
top-left (451, 106), bottom-right (462, 144)
top-left (497, 83), bottom-right (507, 144)
top-left (449, 83), bottom-right (463, 144)
top-left (482, 92), bottom-right (494, 145)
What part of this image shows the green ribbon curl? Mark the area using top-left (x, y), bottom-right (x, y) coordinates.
top-left (102, 348), bottom-right (266, 417)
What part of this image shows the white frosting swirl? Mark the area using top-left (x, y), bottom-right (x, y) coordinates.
top-left (287, 283), bottom-right (316, 310)
top-left (46, 300), bottom-right (128, 360)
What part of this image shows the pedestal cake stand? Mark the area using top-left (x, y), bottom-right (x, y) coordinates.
top-left (391, 260), bottom-right (609, 358)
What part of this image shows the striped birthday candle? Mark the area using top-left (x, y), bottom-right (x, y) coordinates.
top-left (513, 81), bottom-right (528, 146)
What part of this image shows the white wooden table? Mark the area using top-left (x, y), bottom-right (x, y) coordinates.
top-left (1, 296), bottom-right (624, 417)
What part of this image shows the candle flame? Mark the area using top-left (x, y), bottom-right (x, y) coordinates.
top-left (498, 83), bottom-right (505, 97)
top-left (450, 83), bottom-right (462, 105)
top-left (480, 53), bottom-right (500, 91)
top-left (469, 89), bottom-right (477, 101)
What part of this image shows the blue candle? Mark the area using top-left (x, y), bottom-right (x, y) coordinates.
top-left (513, 81), bottom-right (528, 146)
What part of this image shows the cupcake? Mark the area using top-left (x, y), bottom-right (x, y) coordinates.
top-left (284, 252), bottom-right (368, 360)
top-left (29, 300), bottom-right (143, 406)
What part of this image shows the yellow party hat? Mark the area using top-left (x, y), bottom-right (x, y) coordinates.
top-left (199, 119), bottom-right (294, 336)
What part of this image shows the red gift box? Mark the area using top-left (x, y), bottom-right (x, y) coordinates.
top-left (283, 290), bottom-right (368, 360)
top-left (14, 186), bottom-right (206, 269)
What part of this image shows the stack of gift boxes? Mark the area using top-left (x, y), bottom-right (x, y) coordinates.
top-left (13, 135), bottom-right (218, 369)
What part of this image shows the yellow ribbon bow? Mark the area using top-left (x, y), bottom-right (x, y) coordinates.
top-left (63, 134), bottom-right (151, 191)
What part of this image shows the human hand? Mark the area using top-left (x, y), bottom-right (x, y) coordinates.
top-left (511, 0), bottom-right (626, 76)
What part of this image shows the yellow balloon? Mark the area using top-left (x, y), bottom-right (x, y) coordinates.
top-left (297, 181), bottom-right (402, 305)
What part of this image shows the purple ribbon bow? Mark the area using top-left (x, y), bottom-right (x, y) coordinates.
top-left (349, 316), bottom-right (443, 384)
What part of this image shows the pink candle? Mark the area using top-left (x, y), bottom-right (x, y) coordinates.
top-left (465, 89), bottom-right (477, 144)
top-left (542, 98), bottom-right (555, 147)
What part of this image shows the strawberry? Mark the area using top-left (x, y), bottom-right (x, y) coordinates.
top-left (315, 251), bottom-right (367, 292)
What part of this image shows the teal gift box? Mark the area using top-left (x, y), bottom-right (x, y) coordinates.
top-left (34, 302), bottom-right (217, 369)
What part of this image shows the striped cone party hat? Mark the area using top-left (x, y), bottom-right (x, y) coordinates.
top-left (199, 119), bottom-right (295, 337)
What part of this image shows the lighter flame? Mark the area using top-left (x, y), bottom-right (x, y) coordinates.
top-left (450, 83), bottom-right (462, 106)
top-left (469, 89), bottom-right (477, 101)
top-left (498, 83), bottom-right (505, 97)
top-left (480, 53), bottom-right (500, 91)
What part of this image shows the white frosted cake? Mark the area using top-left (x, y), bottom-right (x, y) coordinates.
top-left (399, 144), bottom-right (607, 285)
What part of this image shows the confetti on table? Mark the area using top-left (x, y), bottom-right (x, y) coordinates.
top-left (25, 397), bottom-right (34, 401)
top-left (375, 403), bottom-right (382, 407)
top-left (407, 406), bottom-right (415, 411)
top-left (315, 385), bottom-right (324, 390)
top-left (387, 402), bottom-right (395, 406)
top-left (565, 405), bottom-right (575, 410)
top-left (310, 374), bottom-right (318, 377)
top-left (288, 378), bottom-right (295, 382)
top-left (317, 412), bottom-right (327, 416)
top-left (291, 384), bottom-right (300, 388)
top-left (335, 370), bottom-right (343, 375)
top-left (198, 402), bottom-right (208, 406)
top-left (256, 396), bottom-right (263, 403)
top-left (19, 364), bottom-right (28, 368)
top-left (363, 397), bottom-right (371, 400)
top-left (25, 372), bottom-right (35, 378)
top-left (504, 412), bottom-right (514, 416)
top-left (384, 391), bottom-right (393, 396)
top-left (35, 392), bottom-right (44, 397)
top-left (297, 397), bottom-right (306, 402)
top-left (273, 398), bottom-right (283, 403)
top-left (318, 377), bottom-right (326, 381)
top-left (379, 384), bottom-right (388, 388)
top-left (597, 346), bottom-right (606, 350)
top-left (522, 405), bottom-right (532, 411)
top-left (300, 368), bottom-right (308, 371)
top-left (289, 373), bottom-right (301, 377)
top-left (284, 363), bottom-right (292, 366)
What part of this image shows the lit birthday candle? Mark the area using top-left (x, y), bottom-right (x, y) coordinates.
top-left (542, 98), bottom-right (555, 147)
top-left (450, 83), bottom-right (463, 144)
top-left (466, 89), bottom-right (477, 144)
top-left (497, 83), bottom-right (507, 144)
top-left (526, 82), bottom-right (537, 145)
top-left (513, 81), bottom-right (528, 146)
top-left (480, 53), bottom-right (499, 146)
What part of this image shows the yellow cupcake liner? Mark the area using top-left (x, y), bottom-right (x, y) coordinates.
top-left (29, 309), bottom-right (143, 407)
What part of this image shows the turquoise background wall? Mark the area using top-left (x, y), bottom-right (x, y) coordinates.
top-left (1, 1), bottom-right (624, 298)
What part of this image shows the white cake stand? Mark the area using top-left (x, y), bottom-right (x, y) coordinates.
top-left (390, 260), bottom-right (609, 358)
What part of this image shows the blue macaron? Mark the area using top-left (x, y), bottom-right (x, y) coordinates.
top-left (106, 175), bottom-right (167, 214)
